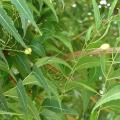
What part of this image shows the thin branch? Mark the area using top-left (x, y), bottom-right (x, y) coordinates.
top-left (64, 48), bottom-right (120, 60)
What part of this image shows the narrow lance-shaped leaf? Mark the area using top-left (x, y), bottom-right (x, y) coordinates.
top-left (90, 111), bottom-right (98, 120)
top-left (28, 98), bottom-right (41, 120)
top-left (23, 73), bottom-right (39, 86)
top-left (85, 25), bottom-right (93, 43)
top-left (33, 66), bottom-right (51, 96)
top-left (0, 60), bottom-right (9, 72)
top-left (0, 51), bottom-right (8, 65)
top-left (96, 22), bottom-right (111, 43)
top-left (76, 56), bottom-right (100, 70)
top-left (92, 0), bottom-right (101, 29)
top-left (0, 5), bottom-right (26, 48)
top-left (16, 80), bottom-right (29, 120)
top-left (23, 73), bottom-right (60, 105)
top-left (53, 34), bottom-right (73, 52)
top-left (42, 98), bottom-right (78, 116)
top-left (20, 14), bottom-right (28, 37)
top-left (0, 94), bottom-right (10, 120)
top-left (3, 84), bottom-right (41, 120)
top-left (43, 0), bottom-right (58, 22)
top-left (11, 0), bottom-right (42, 35)
top-left (4, 87), bottom-right (17, 99)
top-left (118, 9), bottom-right (120, 36)
top-left (0, 111), bottom-right (23, 116)
top-left (92, 85), bottom-right (120, 112)
top-left (108, 0), bottom-right (118, 18)
top-left (14, 54), bottom-right (31, 77)
top-left (69, 81), bottom-right (99, 95)
top-left (41, 109), bottom-right (63, 120)
top-left (0, 93), bottom-right (8, 111)
top-left (100, 55), bottom-right (106, 77)
top-left (35, 57), bottom-right (71, 69)
top-left (33, 66), bottom-right (61, 107)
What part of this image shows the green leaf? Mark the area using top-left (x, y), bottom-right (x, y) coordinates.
top-left (118, 10), bottom-right (120, 36)
top-left (53, 34), bottom-right (73, 52)
top-left (35, 57), bottom-right (71, 69)
top-left (81, 90), bottom-right (91, 112)
top-left (92, 85), bottom-right (120, 112)
top-left (23, 73), bottom-right (60, 102)
top-left (0, 4), bottom-right (26, 47)
top-left (0, 51), bottom-right (8, 65)
top-left (43, 0), bottom-right (58, 22)
top-left (28, 2), bottom-right (40, 15)
top-left (76, 56), bottom-right (100, 70)
top-left (95, 22), bottom-right (111, 43)
top-left (42, 98), bottom-right (78, 116)
top-left (33, 66), bottom-right (51, 96)
top-left (90, 111), bottom-right (98, 120)
top-left (30, 40), bottom-right (45, 56)
top-left (11, 0), bottom-right (42, 35)
top-left (0, 93), bottom-right (8, 111)
top-left (108, 0), bottom-right (118, 18)
top-left (85, 25), bottom-right (93, 43)
top-left (3, 86), bottom-right (41, 120)
top-left (28, 98), bottom-right (41, 120)
top-left (16, 80), bottom-right (29, 119)
top-left (108, 68), bottom-right (120, 80)
top-left (14, 54), bottom-right (31, 77)
top-left (0, 111), bottom-right (23, 116)
top-left (100, 55), bottom-right (106, 77)
top-left (71, 81), bottom-right (99, 95)
top-left (20, 14), bottom-right (28, 37)
top-left (4, 87), bottom-right (17, 99)
top-left (92, 0), bottom-right (101, 29)
top-left (23, 73), bottom-right (39, 86)
top-left (0, 60), bottom-right (9, 72)
top-left (41, 109), bottom-right (63, 120)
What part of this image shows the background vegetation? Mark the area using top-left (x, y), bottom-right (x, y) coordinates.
top-left (0, 0), bottom-right (120, 119)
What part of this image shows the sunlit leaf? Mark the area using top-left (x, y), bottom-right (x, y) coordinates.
top-left (92, 0), bottom-right (101, 29)
top-left (92, 85), bottom-right (120, 112)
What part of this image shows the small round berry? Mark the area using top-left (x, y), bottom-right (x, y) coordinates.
top-left (99, 90), bottom-right (104, 95)
top-left (72, 3), bottom-right (77, 8)
top-left (24, 48), bottom-right (32, 55)
top-left (99, 76), bottom-right (102, 80)
top-left (100, 43), bottom-right (110, 50)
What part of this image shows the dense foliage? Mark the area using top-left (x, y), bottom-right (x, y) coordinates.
top-left (0, 0), bottom-right (120, 119)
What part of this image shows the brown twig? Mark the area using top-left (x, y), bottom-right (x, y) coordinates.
top-left (64, 48), bottom-right (120, 60)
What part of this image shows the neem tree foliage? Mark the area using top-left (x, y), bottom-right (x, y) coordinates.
top-left (0, 0), bottom-right (120, 120)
